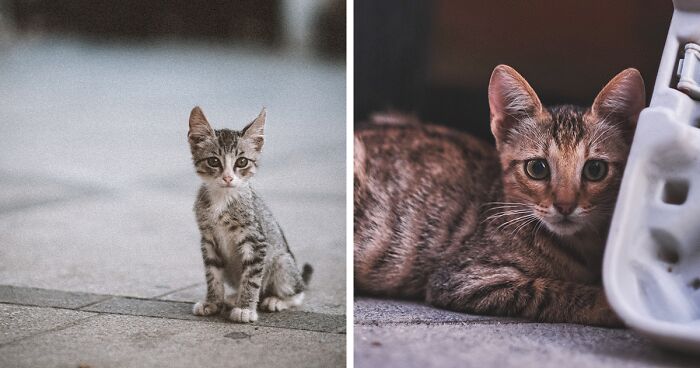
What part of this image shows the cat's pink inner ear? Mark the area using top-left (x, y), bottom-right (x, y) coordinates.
top-left (188, 106), bottom-right (214, 141)
top-left (242, 108), bottom-right (266, 151)
top-left (242, 108), bottom-right (266, 137)
top-left (488, 65), bottom-right (543, 145)
top-left (591, 68), bottom-right (646, 126)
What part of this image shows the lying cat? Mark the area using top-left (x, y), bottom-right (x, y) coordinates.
top-left (354, 65), bottom-right (645, 326)
top-left (188, 107), bottom-right (312, 323)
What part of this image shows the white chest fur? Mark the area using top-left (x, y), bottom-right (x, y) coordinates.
top-left (206, 186), bottom-right (239, 218)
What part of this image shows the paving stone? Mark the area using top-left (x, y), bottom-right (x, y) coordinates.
top-left (0, 285), bottom-right (109, 309)
top-left (0, 311), bottom-right (345, 368)
top-left (355, 322), bottom-right (698, 368)
top-left (82, 296), bottom-right (345, 334)
top-left (355, 297), bottom-right (517, 325)
top-left (0, 304), bottom-right (96, 345)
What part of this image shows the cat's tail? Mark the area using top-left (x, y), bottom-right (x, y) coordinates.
top-left (301, 263), bottom-right (313, 285)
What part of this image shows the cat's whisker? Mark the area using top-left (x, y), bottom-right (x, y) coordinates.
top-left (509, 216), bottom-right (539, 236)
top-left (482, 206), bottom-right (529, 214)
top-left (482, 204), bottom-right (527, 209)
top-left (481, 203), bottom-right (529, 212)
top-left (483, 215), bottom-right (531, 226)
top-left (482, 209), bottom-right (532, 224)
top-left (496, 214), bottom-right (537, 232)
top-left (500, 217), bottom-right (536, 234)
top-left (481, 201), bottom-right (528, 208)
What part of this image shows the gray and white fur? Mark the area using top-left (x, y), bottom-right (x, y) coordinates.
top-left (187, 106), bottom-right (312, 323)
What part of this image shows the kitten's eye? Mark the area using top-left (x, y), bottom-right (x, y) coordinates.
top-left (235, 157), bottom-right (248, 168)
top-left (525, 159), bottom-right (549, 180)
top-left (583, 160), bottom-right (608, 181)
top-left (206, 157), bottom-right (221, 167)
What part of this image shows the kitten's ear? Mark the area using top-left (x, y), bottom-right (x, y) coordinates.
top-left (188, 106), bottom-right (215, 144)
top-left (488, 65), bottom-right (543, 146)
top-left (591, 68), bottom-right (645, 127)
top-left (241, 108), bottom-right (266, 152)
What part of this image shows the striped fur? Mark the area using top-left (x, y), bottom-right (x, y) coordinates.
top-left (188, 106), bottom-right (311, 323)
top-left (354, 66), bottom-right (645, 327)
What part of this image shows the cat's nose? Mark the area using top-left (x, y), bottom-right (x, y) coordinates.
top-left (223, 176), bottom-right (233, 184)
top-left (554, 202), bottom-right (575, 216)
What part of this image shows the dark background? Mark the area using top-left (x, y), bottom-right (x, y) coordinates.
top-left (3, 0), bottom-right (346, 57)
top-left (355, 0), bottom-right (674, 143)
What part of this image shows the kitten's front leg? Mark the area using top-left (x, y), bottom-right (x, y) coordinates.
top-left (229, 235), bottom-right (267, 323)
top-left (426, 268), bottom-right (622, 327)
top-left (192, 234), bottom-right (225, 316)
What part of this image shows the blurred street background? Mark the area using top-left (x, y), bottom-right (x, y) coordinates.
top-left (0, 1), bottom-right (346, 367)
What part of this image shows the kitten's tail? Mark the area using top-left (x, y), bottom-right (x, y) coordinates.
top-left (301, 263), bottom-right (313, 285)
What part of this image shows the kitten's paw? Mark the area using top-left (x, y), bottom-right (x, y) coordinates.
top-left (229, 307), bottom-right (258, 323)
top-left (260, 296), bottom-right (288, 312)
top-left (192, 301), bottom-right (221, 316)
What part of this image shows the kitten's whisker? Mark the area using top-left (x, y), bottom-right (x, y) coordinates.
top-left (481, 201), bottom-right (528, 208)
top-left (496, 214), bottom-right (536, 232)
top-left (510, 216), bottom-right (538, 236)
top-left (482, 209), bottom-right (531, 223)
top-left (500, 217), bottom-right (536, 234)
top-left (482, 206), bottom-right (529, 213)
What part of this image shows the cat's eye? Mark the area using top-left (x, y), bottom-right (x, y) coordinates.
top-left (583, 160), bottom-right (608, 181)
top-left (525, 159), bottom-right (549, 180)
top-left (206, 157), bottom-right (221, 167)
top-left (235, 157), bottom-right (249, 168)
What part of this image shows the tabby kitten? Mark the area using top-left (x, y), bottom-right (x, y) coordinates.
top-left (188, 106), bottom-right (312, 323)
top-left (354, 65), bottom-right (645, 326)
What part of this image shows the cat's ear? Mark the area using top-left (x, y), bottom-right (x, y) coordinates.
top-left (488, 65), bottom-right (543, 146)
top-left (591, 68), bottom-right (645, 128)
top-left (188, 106), bottom-right (215, 144)
top-left (241, 108), bottom-right (266, 152)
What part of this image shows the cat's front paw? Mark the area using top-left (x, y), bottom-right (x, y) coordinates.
top-left (260, 296), bottom-right (289, 312)
top-left (230, 307), bottom-right (258, 323)
top-left (192, 301), bottom-right (221, 316)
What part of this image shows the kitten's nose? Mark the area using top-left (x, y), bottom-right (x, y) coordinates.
top-left (223, 176), bottom-right (233, 184)
top-left (554, 202), bottom-right (575, 216)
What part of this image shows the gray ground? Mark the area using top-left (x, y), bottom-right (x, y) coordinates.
top-left (0, 38), bottom-right (345, 367)
top-left (355, 297), bottom-right (700, 367)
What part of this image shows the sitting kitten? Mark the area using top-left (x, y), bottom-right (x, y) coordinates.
top-left (188, 107), bottom-right (312, 323)
top-left (354, 65), bottom-right (645, 327)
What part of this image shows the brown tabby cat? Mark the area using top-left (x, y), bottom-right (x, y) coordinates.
top-left (354, 65), bottom-right (645, 327)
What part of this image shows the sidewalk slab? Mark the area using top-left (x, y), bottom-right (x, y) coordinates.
top-left (355, 297), bottom-right (517, 325)
top-left (356, 323), bottom-right (697, 368)
top-left (354, 298), bottom-right (699, 368)
top-left (0, 305), bottom-right (344, 368)
top-left (0, 285), bottom-right (109, 309)
top-left (0, 304), bottom-right (96, 346)
top-left (0, 285), bottom-right (345, 334)
top-left (82, 296), bottom-right (345, 333)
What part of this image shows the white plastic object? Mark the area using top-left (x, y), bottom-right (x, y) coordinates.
top-left (678, 44), bottom-right (700, 100)
top-left (604, 0), bottom-right (700, 353)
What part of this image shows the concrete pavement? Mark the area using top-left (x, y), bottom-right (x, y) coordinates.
top-left (355, 297), bottom-right (699, 368)
top-left (0, 38), bottom-right (345, 367)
